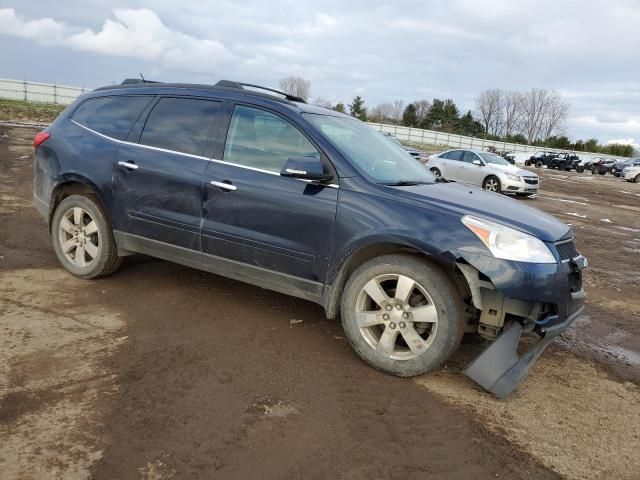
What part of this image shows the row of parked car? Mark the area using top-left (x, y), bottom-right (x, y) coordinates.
top-left (526, 151), bottom-right (640, 181)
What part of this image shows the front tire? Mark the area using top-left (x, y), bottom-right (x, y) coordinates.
top-left (535, 161), bottom-right (543, 168)
top-left (51, 194), bottom-right (122, 279)
top-left (340, 254), bottom-right (465, 377)
top-left (483, 175), bottom-right (502, 193)
top-left (430, 167), bottom-right (441, 178)
top-left (635, 174), bottom-right (640, 183)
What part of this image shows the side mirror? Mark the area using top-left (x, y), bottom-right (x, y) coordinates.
top-left (280, 156), bottom-right (332, 182)
top-left (472, 160), bottom-right (482, 166)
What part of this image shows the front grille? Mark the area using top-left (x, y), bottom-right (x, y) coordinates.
top-left (524, 177), bottom-right (539, 185)
top-left (556, 240), bottom-right (579, 261)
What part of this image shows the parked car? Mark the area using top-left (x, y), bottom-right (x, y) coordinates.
top-left (380, 132), bottom-right (422, 161)
top-left (428, 149), bottom-right (539, 196)
top-left (591, 159), bottom-right (617, 175)
top-left (622, 164), bottom-right (640, 183)
top-left (33, 78), bottom-right (586, 398)
top-left (612, 158), bottom-right (640, 177)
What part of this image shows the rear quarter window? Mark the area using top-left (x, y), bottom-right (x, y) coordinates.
top-left (71, 96), bottom-right (153, 140)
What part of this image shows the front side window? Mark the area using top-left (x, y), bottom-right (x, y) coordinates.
top-left (72, 95), bottom-right (152, 140)
top-left (140, 97), bottom-right (220, 157)
top-left (224, 105), bottom-right (319, 173)
top-left (304, 113), bottom-right (433, 185)
top-left (461, 151), bottom-right (480, 163)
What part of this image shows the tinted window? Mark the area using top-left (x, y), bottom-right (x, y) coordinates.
top-left (444, 150), bottom-right (462, 161)
top-left (224, 106), bottom-right (319, 172)
top-left (72, 96), bottom-right (152, 140)
top-left (140, 98), bottom-right (220, 156)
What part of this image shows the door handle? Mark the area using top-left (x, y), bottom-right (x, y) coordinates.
top-left (210, 180), bottom-right (237, 191)
top-left (118, 161), bottom-right (139, 170)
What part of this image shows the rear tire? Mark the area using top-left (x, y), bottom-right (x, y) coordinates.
top-left (51, 194), bottom-right (122, 279)
top-left (483, 175), bottom-right (502, 193)
top-left (340, 254), bottom-right (465, 377)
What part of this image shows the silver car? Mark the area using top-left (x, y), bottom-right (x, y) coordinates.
top-left (427, 149), bottom-right (540, 196)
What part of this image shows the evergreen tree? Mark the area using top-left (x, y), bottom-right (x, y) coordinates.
top-left (333, 102), bottom-right (345, 113)
top-left (402, 103), bottom-right (418, 127)
top-left (349, 96), bottom-right (367, 121)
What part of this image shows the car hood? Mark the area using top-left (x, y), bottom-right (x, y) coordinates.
top-left (488, 163), bottom-right (535, 177)
top-left (391, 182), bottom-right (570, 242)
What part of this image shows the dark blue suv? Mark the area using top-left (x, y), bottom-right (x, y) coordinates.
top-left (33, 79), bottom-right (587, 397)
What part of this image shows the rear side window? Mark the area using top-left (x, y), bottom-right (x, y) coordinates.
top-left (139, 98), bottom-right (220, 157)
top-left (443, 150), bottom-right (462, 160)
top-left (72, 96), bottom-right (152, 140)
top-left (223, 105), bottom-right (319, 173)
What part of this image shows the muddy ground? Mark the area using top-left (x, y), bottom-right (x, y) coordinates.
top-left (1, 125), bottom-right (639, 480)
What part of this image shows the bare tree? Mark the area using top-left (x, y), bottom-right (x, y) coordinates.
top-left (278, 76), bottom-right (311, 101)
top-left (542, 92), bottom-right (570, 139)
top-left (519, 88), bottom-right (569, 143)
top-left (413, 99), bottom-right (431, 122)
top-left (476, 89), bottom-right (503, 136)
top-left (311, 96), bottom-right (333, 109)
top-left (501, 91), bottom-right (523, 137)
top-left (369, 102), bottom-right (394, 123)
top-left (390, 100), bottom-right (405, 122)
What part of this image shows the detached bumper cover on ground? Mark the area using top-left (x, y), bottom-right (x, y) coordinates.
top-left (458, 252), bottom-right (587, 398)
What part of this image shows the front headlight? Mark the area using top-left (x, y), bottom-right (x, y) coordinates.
top-left (461, 215), bottom-right (557, 263)
top-left (505, 173), bottom-right (521, 182)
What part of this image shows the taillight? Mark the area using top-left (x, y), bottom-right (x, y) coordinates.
top-left (34, 131), bottom-right (50, 148)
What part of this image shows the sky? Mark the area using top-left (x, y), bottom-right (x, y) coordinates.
top-left (0, 0), bottom-right (638, 146)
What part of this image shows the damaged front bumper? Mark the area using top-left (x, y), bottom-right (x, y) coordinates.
top-left (456, 251), bottom-right (587, 398)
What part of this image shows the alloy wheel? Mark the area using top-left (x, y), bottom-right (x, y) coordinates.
top-left (484, 178), bottom-right (499, 192)
top-left (58, 207), bottom-right (100, 268)
top-left (355, 274), bottom-right (438, 360)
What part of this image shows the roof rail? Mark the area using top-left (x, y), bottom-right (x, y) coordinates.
top-left (214, 80), bottom-right (306, 103)
top-left (121, 78), bottom-right (160, 85)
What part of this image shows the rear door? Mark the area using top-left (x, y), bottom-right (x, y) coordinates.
top-left (201, 104), bottom-right (338, 283)
top-left (112, 97), bottom-right (222, 250)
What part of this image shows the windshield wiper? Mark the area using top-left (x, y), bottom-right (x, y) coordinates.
top-left (381, 180), bottom-right (430, 186)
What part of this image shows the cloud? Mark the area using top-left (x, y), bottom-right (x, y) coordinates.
top-left (0, 8), bottom-right (66, 43)
top-left (0, 8), bottom-right (233, 74)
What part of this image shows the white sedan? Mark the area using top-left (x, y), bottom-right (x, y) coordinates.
top-left (427, 149), bottom-right (540, 196)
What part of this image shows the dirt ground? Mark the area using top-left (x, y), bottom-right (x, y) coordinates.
top-left (1, 125), bottom-right (639, 480)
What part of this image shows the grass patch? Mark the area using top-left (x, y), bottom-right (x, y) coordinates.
top-left (0, 98), bottom-right (66, 123)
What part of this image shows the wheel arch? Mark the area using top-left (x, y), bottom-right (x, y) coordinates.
top-left (323, 239), bottom-right (468, 320)
top-left (48, 175), bottom-right (110, 231)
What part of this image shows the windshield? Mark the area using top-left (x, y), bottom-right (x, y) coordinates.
top-left (478, 152), bottom-right (510, 166)
top-left (385, 135), bottom-right (403, 146)
top-left (304, 114), bottom-right (433, 185)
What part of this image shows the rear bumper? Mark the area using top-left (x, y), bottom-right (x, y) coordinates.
top-left (33, 191), bottom-right (49, 222)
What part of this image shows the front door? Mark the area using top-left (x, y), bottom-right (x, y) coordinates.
top-left (201, 104), bottom-right (338, 284)
top-left (112, 97), bottom-right (222, 250)
top-left (459, 151), bottom-right (486, 185)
